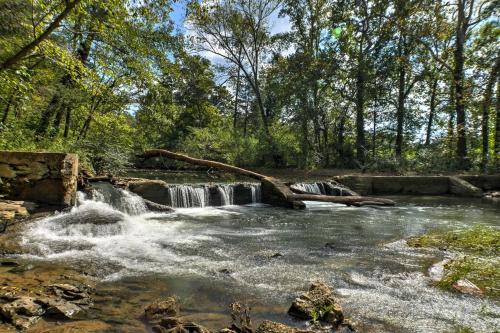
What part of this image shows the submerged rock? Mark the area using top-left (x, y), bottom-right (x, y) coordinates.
top-left (144, 297), bottom-right (212, 333)
top-left (144, 199), bottom-right (174, 212)
top-left (0, 282), bottom-right (93, 330)
top-left (288, 282), bottom-right (344, 326)
top-left (39, 297), bottom-right (83, 319)
top-left (49, 283), bottom-right (93, 306)
top-left (0, 296), bottom-right (45, 317)
top-left (0, 296), bottom-right (44, 330)
top-left (144, 297), bottom-right (180, 322)
top-left (256, 320), bottom-right (307, 333)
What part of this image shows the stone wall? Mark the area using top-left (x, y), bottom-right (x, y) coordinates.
top-left (0, 152), bottom-right (78, 206)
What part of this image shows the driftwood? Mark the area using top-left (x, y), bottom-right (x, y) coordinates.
top-left (138, 149), bottom-right (395, 208)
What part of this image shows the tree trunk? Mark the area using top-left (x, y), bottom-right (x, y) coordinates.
top-left (233, 47), bottom-right (242, 130)
top-left (355, 61), bottom-right (366, 166)
top-left (63, 107), bottom-right (71, 138)
top-left (495, 76), bottom-right (500, 165)
top-left (0, 0), bottom-right (82, 71)
top-left (336, 113), bottom-right (346, 163)
top-left (447, 83), bottom-right (455, 161)
top-left (287, 193), bottom-right (395, 207)
top-left (480, 56), bottom-right (500, 170)
top-left (425, 78), bottom-right (438, 146)
top-left (395, 35), bottom-right (406, 158)
top-left (1, 92), bottom-right (15, 124)
top-left (300, 114), bottom-right (309, 168)
top-left (454, 1), bottom-right (468, 168)
top-left (138, 149), bottom-right (395, 207)
top-left (372, 108), bottom-right (376, 158)
top-left (37, 90), bottom-right (63, 137)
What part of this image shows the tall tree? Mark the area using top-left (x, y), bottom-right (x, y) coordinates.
top-left (334, 0), bottom-right (392, 166)
top-left (188, 0), bottom-right (280, 139)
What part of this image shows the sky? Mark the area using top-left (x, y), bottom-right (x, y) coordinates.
top-left (168, 1), bottom-right (293, 63)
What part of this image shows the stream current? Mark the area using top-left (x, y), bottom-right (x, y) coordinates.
top-left (18, 183), bottom-right (500, 332)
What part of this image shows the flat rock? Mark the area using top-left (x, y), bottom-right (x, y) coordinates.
top-left (452, 279), bottom-right (483, 296)
top-left (38, 297), bottom-right (83, 319)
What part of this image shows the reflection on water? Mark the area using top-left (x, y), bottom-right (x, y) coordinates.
top-left (19, 186), bottom-right (500, 333)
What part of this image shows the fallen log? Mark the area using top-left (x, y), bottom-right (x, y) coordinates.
top-left (138, 149), bottom-right (395, 208)
top-left (139, 149), bottom-right (266, 180)
top-left (288, 193), bottom-right (395, 206)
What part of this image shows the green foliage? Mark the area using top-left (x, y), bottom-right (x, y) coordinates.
top-left (180, 119), bottom-right (260, 166)
top-left (0, 0), bottom-right (499, 172)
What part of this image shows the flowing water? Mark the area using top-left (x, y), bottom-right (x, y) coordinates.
top-left (17, 183), bottom-right (500, 332)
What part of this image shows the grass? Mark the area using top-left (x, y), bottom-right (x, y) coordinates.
top-left (436, 256), bottom-right (500, 298)
top-left (408, 225), bottom-right (500, 298)
top-left (407, 225), bottom-right (500, 256)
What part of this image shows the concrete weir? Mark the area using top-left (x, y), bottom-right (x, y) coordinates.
top-left (0, 151), bottom-right (79, 206)
top-left (332, 175), bottom-right (497, 197)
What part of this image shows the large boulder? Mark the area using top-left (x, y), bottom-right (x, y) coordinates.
top-left (288, 282), bottom-right (343, 326)
top-left (0, 152), bottom-right (78, 206)
top-left (128, 180), bottom-right (170, 205)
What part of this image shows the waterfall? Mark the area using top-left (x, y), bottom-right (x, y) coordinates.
top-left (89, 183), bottom-right (147, 215)
top-left (251, 184), bottom-right (261, 203)
top-left (167, 185), bottom-right (209, 208)
top-left (218, 185), bottom-right (234, 206)
top-left (290, 182), bottom-right (351, 196)
top-left (291, 183), bottom-right (323, 194)
top-left (165, 183), bottom-right (261, 208)
top-left (88, 182), bottom-right (261, 210)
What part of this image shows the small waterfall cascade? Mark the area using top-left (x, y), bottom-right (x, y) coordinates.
top-left (88, 183), bottom-right (147, 215)
top-left (165, 183), bottom-right (261, 208)
top-left (167, 185), bottom-right (210, 208)
top-left (86, 182), bottom-right (262, 210)
top-left (291, 183), bottom-right (323, 194)
top-left (290, 182), bottom-right (351, 196)
top-left (218, 185), bottom-right (234, 206)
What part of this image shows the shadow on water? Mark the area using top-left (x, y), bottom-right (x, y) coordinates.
top-left (14, 183), bottom-right (500, 332)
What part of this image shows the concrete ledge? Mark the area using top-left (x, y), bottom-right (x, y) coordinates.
top-left (0, 151), bottom-right (78, 206)
top-left (333, 175), bottom-right (496, 197)
top-left (458, 175), bottom-right (500, 191)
